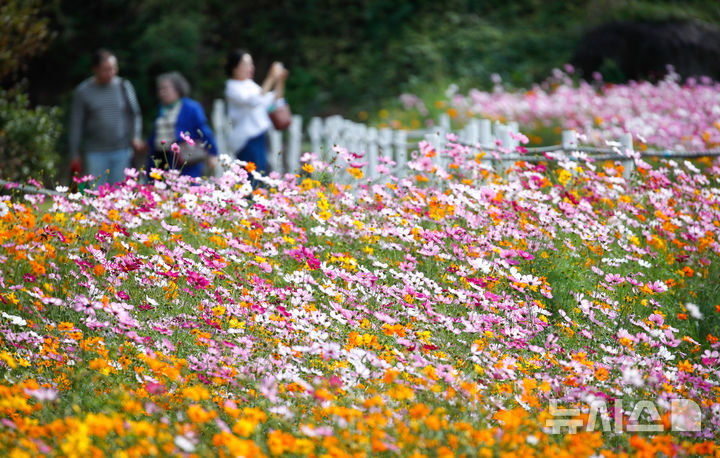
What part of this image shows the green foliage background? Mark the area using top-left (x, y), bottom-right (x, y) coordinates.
top-left (3, 0), bottom-right (720, 183)
top-left (1, 0), bottom-right (61, 185)
top-left (26, 0), bottom-right (720, 114)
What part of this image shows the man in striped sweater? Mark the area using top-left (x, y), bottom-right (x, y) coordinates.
top-left (69, 49), bottom-right (145, 186)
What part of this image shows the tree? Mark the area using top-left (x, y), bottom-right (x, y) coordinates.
top-left (0, 0), bottom-right (62, 185)
top-left (0, 0), bottom-right (55, 81)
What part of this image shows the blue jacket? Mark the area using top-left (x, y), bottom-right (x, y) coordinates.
top-left (148, 97), bottom-right (218, 178)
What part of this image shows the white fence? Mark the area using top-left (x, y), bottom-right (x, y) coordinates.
top-left (4, 101), bottom-right (716, 199)
top-left (212, 99), bottom-right (531, 182)
top-left (211, 99), bottom-right (720, 185)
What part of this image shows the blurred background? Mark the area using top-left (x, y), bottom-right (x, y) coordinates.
top-left (2, 0), bottom-right (720, 185)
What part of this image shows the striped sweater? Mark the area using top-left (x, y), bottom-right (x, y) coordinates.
top-left (69, 76), bottom-right (142, 158)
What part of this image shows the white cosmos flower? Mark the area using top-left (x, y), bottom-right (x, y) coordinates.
top-left (174, 435), bottom-right (195, 452)
top-left (469, 258), bottom-right (492, 274)
top-left (657, 346), bottom-right (675, 361)
top-left (622, 367), bottom-right (644, 387)
top-left (686, 302), bottom-right (703, 320)
top-left (2, 312), bottom-right (26, 326)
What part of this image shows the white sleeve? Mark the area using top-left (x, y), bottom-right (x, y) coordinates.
top-left (225, 83), bottom-right (275, 109)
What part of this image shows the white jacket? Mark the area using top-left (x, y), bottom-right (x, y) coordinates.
top-left (225, 79), bottom-right (275, 152)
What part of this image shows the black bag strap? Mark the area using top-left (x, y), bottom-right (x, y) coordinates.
top-left (119, 78), bottom-right (134, 138)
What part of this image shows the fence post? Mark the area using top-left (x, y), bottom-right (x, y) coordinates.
top-left (508, 121), bottom-right (519, 152)
top-left (494, 121), bottom-right (508, 145)
top-left (341, 119), bottom-right (354, 154)
top-left (424, 129), bottom-right (445, 178)
top-left (308, 117), bottom-right (323, 158)
top-left (439, 113), bottom-right (451, 133)
top-left (394, 130), bottom-right (408, 170)
top-left (355, 122), bottom-right (368, 160)
top-left (287, 115), bottom-right (302, 174)
top-left (211, 100), bottom-right (229, 178)
top-left (267, 128), bottom-right (283, 174)
top-left (466, 119), bottom-right (480, 146)
top-left (378, 128), bottom-right (393, 163)
top-left (494, 123), bottom-right (512, 174)
top-left (432, 115), bottom-right (449, 172)
top-left (562, 130), bottom-right (578, 151)
top-left (325, 115), bottom-right (343, 161)
top-left (367, 127), bottom-right (379, 181)
top-left (620, 133), bottom-right (634, 180)
top-left (479, 119), bottom-right (493, 149)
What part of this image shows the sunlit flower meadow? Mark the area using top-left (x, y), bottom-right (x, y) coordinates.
top-left (397, 69), bottom-right (720, 151)
top-left (1, 122), bottom-right (720, 456)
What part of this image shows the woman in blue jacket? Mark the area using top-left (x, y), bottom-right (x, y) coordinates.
top-left (147, 72), bottom-right (218, 178)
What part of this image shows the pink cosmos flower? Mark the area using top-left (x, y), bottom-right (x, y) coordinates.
top-left (604, 273), bottom-right (625, 285)
top-left (300, 425), bottom-right (334, 437)
top-left (646, 280), bottom-right (668, 293)
top-left (24, 388), bottom-right (58, 402)
top-left (648, 313), bottom-right (664, 326)
top-left (180, 131), bottom-right (195, 146)
top-left (161, 220), bottom-right (181, 232)
top-left (145, 382), bottom-right (166, 395)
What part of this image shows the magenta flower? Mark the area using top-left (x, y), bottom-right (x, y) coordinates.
top-left (180, 131), bottom-right (195, 146)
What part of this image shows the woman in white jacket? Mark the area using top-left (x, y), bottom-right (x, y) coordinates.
top-left (224, 49), bottom-right (288, 176)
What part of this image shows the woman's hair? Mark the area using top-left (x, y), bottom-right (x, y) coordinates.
top-left (225, 49), bottom-right (250, 77)
top-left (156, 72), bottom-right (191, 98)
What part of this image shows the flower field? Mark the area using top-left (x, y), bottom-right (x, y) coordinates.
top-left (397, 70), bottom-right (720, 152)
top-left (1, 134), bottom-right (720, 457)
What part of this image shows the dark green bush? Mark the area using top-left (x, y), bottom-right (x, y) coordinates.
top-left (0, 86), bottom-right (62, 185)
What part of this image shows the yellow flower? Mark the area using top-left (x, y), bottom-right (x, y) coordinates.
top-left (243, 407), bottom-right (267, 423)
top-left (267, 429), bottom-right (295, 456)
top-left (0, 351), bottom-right (17, 369)
top-left (85, 413), bottom-right (113, 438)
top-left (302, 162), bottom-right (314, 174)
top-left (300, 178), bottom-right (318, 191)
top-left (347, 167), bottom-right (364, 179)
top-left (61, 421), bottom-right (90, 458)
top-left (294, 438), bottom-right (315, 455)
top-left (187, 404), bottom-right (216, 423)
top-left (678, 360), bottom-right (693, 373)
top-left (409, 403), bottom-right (430, 419)
top-left (557, 169), bottom-right (572, 186)
top-left (183, 385), bottom-right (210, 401)
top-left (425, 415), bottom-right (441, 431)
top-left (232, 418), bottom-right (257, 437)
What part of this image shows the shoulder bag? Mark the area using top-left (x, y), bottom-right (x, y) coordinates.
top-left (269, 100), bottom-right (292, 131)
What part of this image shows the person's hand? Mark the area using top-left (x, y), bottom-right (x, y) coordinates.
top-left (270, 62), bottom-right (284, 79)
top-left (279, 68), bottom-right (289, 81)
top-left (131, 138), bottom-right (147, 155)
